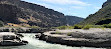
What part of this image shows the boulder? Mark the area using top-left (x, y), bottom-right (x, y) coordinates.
top-left (0, 32), bottom-right (28, 46)
top-left (35, 33), bottom-right (41, 38)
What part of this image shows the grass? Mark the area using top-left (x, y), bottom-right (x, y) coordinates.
top-left (82, 25), bottom-right (91, 29)
top-left (55, 31), bottom-right (62, 34)
top-left (103, 23), bottom-right (111, 28)
top-left (57, 24), bottom-right (107, 30)
top-left (28, 25), bottom-right (40, 29)
top-left (67, 32), bottom-right (72, 36)
top-left (73, 24), bottom-right (83, 29)
top-left (56, 26), bottom-right (74, 30)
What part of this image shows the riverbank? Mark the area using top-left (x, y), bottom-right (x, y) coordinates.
top-left (0, 27), bottom-right (53, 33)
top-left (39, 28), bottom-right (111, 48)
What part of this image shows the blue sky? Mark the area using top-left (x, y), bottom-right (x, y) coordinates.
top-left (22, 0), bottom-right (107, 18)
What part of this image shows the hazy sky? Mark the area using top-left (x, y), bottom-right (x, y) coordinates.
top-left (22, 0), bottom-right (107, 18)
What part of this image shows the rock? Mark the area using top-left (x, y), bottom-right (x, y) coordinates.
top-left (39, 29), bottom-right (111, 48)
top-left (0, 32), bottom-right (28, 46)
top-left (16, 33), bottom-right (24, 37)
top-left (35, 33), bottom-right (41, 38)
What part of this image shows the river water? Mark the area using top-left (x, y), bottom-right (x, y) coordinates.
top-left (0, 33), bottom-right (107, 49)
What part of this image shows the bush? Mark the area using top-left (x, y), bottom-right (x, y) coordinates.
top-left (73, 24), bottom-right (83, 29)
top-left (55, 31), bottom-right (62, 34)
top-left (57, 26), bottom-right (74, 29)
top-left (67, 32), bottom-right (72, 36)
top-left (57, 26), bottom-right (67, 29)
top-left (103, 23), bottom-right (111, 28)
top-left (83, 25), bottom-right (91, 29)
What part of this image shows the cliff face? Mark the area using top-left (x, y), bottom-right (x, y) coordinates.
top-left (65, 16), bottom-right (84, 26)
top-left (79, 0), bottom-right (111, 25)
top-left (102, 0), bottom-right (111, 7)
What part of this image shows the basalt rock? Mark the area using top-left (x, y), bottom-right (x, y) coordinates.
top-left (39, 29), bottom-right (111, 48)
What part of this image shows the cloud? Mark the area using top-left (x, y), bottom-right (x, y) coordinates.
top-left (71, 6), bottom-right (84, 9)
top-left (41, 0), bottom-right (91, 6)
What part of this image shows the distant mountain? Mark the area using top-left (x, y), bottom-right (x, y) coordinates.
top-left (79, 0), bottom-right (111, 25)
top-left (65, 16), bottom-right (84, 26)
top-left (0, 0), bottom-right (83, 27)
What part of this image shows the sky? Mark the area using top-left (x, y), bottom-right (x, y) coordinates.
top-left (22, 0), bottom-right (107, 18)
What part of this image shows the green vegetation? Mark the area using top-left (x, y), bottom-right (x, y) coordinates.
top-left (57, 24), bottom-right (107, 30)
top-left (82, 25), bottom-right (91, 29)
top-left (79, 2), bottom-right (111, 25)
top-left (56, 26), bottom-right (74, 30)
top-left (55, 31), bottom-right (62, 34)
top-left (29, 26), bottom-right (40, 28)
top-left (73, 24), bottom-right (83, 29)
top-left (82, 25), bottom-right (104, 29)
top-left (67, 32), bottom-right (73, 36)
top-left (103, 23), bottom-right (111, 28)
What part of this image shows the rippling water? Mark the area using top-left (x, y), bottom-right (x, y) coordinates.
top-left (0, 33), bottom-right (107, 49)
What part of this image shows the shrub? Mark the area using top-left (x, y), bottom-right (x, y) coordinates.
top-left (83, 25), bottom-right (91, 29)
top-left (83, 25), bottom-right (104, 29)
top-left (55, 31), bottom-right (62, 34)
top-left (67, 32), bottom-right (72, 36)
top-left (103, 23), bottom-right (111, 28)
top-left (57, 26), bottom-right (74, 29)
top-left (89, 25), bottom-right (103, 28)
top-left (73, 24), bottom-right (83, 29)
top-left (57, 26), bottom-right (67, 29)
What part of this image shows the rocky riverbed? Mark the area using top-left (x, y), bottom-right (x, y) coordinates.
top-left (0, 33), bottom-right (105, 49)
top-left (39, 28), bottom-right (111, 48)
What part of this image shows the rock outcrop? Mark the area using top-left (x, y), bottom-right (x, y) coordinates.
top-left (39, 28), bottom-right (111, 48)
top-left (0, 32), bottom-right (28, 46)
top-left (102, 0), bottom-right (111, 7)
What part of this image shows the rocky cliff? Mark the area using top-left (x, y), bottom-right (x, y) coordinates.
top-left (0, 0), bottom-right (83, 27)
top-left (102, 0), bottom-right (111, 7)
top-left (79, 0), bottom-right (111, 25)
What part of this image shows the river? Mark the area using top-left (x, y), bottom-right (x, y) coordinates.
top-left (0, 33), bottom-right (107, 49)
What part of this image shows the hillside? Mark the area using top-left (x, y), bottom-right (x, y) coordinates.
top-left (0, 0), bottom-right (66, 27)
top-left (0, 0), bottom-right (83, 28)
top-left (65, 16), bottom-right (84, 26)
top-left (79, 0), bottom-right (111, 25)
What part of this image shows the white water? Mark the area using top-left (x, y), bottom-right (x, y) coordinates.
top-left (0, 33), bottom-right (106, 49)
